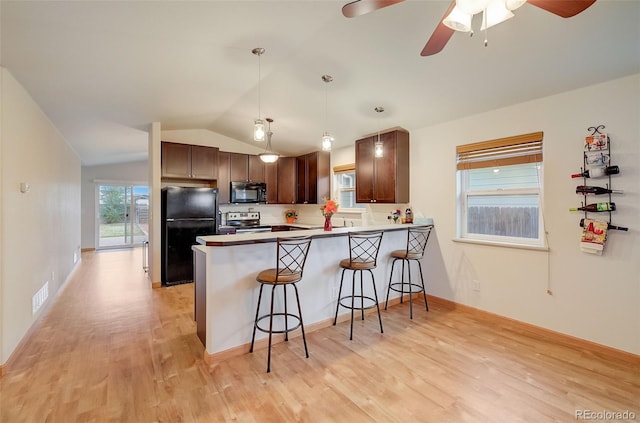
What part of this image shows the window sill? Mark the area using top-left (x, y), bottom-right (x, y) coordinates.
top-left (452, 238), bottom-right (549, 252)
top-left (336, 209), bottom-right (366, 214)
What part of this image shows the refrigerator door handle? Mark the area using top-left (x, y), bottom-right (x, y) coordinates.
top-left (166, 218), bottom-right (175, 222)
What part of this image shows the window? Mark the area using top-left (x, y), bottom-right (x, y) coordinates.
top-left (457, 132), bottom-right (544, 246)
top-left (333, 164), bottom-right (364, 209)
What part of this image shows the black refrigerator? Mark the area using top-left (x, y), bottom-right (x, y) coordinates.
top-left (161, 187), bottom-right (218, 286)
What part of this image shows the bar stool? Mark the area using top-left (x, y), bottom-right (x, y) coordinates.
top-left (333, 230), bottom-right (384, 340)
top-left (385, 225), bottom-right (433, 319)
top-left (250, 236), bottom-right (312, 373)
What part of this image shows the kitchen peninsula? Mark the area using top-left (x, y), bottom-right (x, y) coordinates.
top-left (193, 222), bottom-right (433, 364)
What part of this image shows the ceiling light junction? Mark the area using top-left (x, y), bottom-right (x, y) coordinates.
top-left (443, 0), bottom-right (527, 47)
top-left (259, 118), bottom-right (279, 163)
top-left (374, 106), bottom-right (384, 158)
top-left (321, 74), bottom-right (334, 151)
top-left (252, 47), bottom-right (266, 142)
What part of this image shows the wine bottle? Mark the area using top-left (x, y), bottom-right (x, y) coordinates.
top-left (570, 165), bottom-right (619, 178)
top-left (569, 202), bottom-right (616, 212)
top-left (579, 218), bottom-right (628, 231)
top-left (575, 185), bottom-right (624, 195)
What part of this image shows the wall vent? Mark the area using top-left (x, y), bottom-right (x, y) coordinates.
top-left (32, 281), bottom-right (49, 315)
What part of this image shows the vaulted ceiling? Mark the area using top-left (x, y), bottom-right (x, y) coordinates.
top-left (2, 0), bottom-right (639, 165)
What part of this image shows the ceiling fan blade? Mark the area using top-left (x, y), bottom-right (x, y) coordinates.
top-left (342, 0), bottom-right (405, 18)
top-left (527, 0), bottom-right (597, 18)
top-left (420, 1), bottom-right (456, 57)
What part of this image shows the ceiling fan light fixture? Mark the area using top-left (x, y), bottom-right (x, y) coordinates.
top-left (505, 0), bottom-right (527, 11)
top-left (481, 0), bottom-right (515, 30)
top-left (456, 0), bottom-right (490, 15)
top-left (443, 6), bottom-right (473, 32)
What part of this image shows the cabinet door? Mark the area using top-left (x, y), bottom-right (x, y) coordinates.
top-left (217, 151), bottom-right (230, 204)
top-left (316, 151), bottom-right (331, 204)
top-left (248, 155), bottom-right (265, 182)
top-left (264, 162), bottom-right (278, 204)
top-left (393, 130), bottom-right (410, 203)
top-left (277, 157), bottom-right (297, 204)
top-left (162, 142), bottom-right (191, 178)
top-left (296, 156), bottom-right (308, 204)
top-left (355, 137), bottom-right (375, 203)
top-left (229, 153), bottom-right (249, 182)
top-left (373, 132), bottom-right (398, 203)
top-left (190, 146), bottom-right (219, 180)
top-left (306, 153), bottom-right (319, 204)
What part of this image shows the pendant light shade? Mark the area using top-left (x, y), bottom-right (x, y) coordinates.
top-left (259, 118), bottom-right (279, 163)
top-left (254, 119), bottom-right (265, 142)
top-left (321, 74), bottom-right (334, 151)
top-left (252, 47), bottom-right (266, 142)
top-left (374, 106), bottom-right (384, 158)
top-left (322, 131), bottom-right (333, 151)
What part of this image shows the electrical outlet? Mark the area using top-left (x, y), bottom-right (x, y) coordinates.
top-left (51, 271), bottom-right (55, 282)
top-left (472, 280), bottom-right (481, 291)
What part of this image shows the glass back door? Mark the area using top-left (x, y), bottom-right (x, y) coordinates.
top-left (97, 184), bottom-right (149, 249)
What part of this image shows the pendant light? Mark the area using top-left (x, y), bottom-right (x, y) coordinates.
top-left (259, 118), bottom-right (279, 163)
top-left (321, 74), bottom-right (334, 151)
top-left (374, 106), bottom-right (384, 158)
top-left (252, 47), bottom-right (266, 142)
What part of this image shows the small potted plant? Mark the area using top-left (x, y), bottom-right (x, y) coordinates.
top-left (284, 209), bottom-right (298, 224)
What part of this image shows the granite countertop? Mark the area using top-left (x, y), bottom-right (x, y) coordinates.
top-left (196, 220), bottom-right (434, 247)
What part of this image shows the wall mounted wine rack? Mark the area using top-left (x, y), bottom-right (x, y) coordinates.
top-left (572, 124), bottom-right (628, 232)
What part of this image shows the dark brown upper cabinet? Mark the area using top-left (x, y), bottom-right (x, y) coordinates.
top-left (355, 129), bottom-right (409, 204)
top-left (296, 151), bottom-right (330, 204)
top-left (277, 157), bottom-right (297, 205)
top-left (229, 152), bottom-right (249, 182)
top-left (248, 155), bottom-right (265, 182)
top-left (161, 142), bottom-right (218, 181)
top-left (217, 151), bottom-right (231, 204)
top-left (264, 162), bottom-right (278, 204)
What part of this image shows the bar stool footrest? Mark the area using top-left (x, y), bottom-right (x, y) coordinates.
top-left (338, 295), bottom-right (379, 311)
top-left (255, 313), bottom-right (302, 335)
top-left (388, 282), bottom-right (424, 295)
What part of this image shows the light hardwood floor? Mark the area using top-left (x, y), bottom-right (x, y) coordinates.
top-left (1, 248), bottom-right (638, 422)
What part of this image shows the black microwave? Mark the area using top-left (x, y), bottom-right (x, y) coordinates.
top-left (230, 181), bottom-right (267, 204)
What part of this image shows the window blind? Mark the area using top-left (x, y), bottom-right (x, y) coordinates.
top-left (456, 131), bottom-right (543, 170)
top-left (333, 163), bottom-right (355, 174)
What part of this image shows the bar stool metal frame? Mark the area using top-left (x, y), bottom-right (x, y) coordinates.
top-left (384, 225), bottom-right (434, 319)
top-left (250, 236), bottom-right (312, 373)
top-left (333, 230), bottom-right (384, 340)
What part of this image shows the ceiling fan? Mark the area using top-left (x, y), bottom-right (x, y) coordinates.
top-left (342, 0), bottom-right (596, 56)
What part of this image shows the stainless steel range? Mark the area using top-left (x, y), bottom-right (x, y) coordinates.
top-left (224, 211), bottom-right (272, 234)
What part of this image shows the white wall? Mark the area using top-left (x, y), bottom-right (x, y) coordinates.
top-left (80, 160), bottom-right (149, 250)
top-left (162, 128), bottom-right (266, 155)
top-left (411, 73), bottom-right (640, 355)
top-left (1, 67), bottom-right (81, 364)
